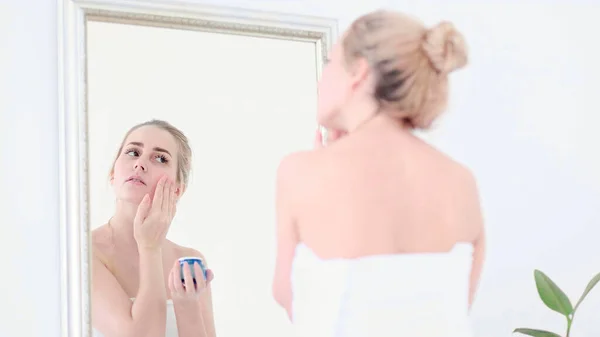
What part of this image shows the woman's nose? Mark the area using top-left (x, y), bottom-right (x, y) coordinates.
top-left (134, 160), bottom-right (147, 172)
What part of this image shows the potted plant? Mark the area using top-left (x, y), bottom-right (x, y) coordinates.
top-left (513, 270), bottom-right (600, 337)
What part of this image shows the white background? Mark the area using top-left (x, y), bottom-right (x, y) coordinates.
top-left (2, 1), bottom-right (600, 337)
top-left (86, 21), bottom-right (318, 337)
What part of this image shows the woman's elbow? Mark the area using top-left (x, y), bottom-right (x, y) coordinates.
top-left (273, 286), bottom-right (294, 322)
top-left (272, 282), bottom-right (284, 306)
top-left (272, 281), bottom-right (290, 308)
top-left (126, 311), bottom-right (167, 337)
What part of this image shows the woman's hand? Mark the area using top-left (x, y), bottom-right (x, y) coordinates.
top-left (133, 176), bottom-right (177, 250)
top-left (314, 127), bottom-right (347, 148)
top-left (168, 260), bottom-right (214, 303)
top-left (169, 259), bottom-right (217, 337)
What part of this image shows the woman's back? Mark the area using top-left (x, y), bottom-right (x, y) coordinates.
top-left (286, 119), bottom-right (483, 337)
top-left (293, 118), bottom-right (483, 259)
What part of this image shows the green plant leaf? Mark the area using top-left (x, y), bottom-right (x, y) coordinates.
top-left (573, 272), bottom-right (600, 312)
top-left (534, 269), bottom-right (573, 316)
top-left (513, 328), bottom-right (562, 337)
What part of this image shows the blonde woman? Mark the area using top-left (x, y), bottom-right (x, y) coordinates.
top-left (272, 10), bottom-right (484, 337)
top-left (92, 120), bottom-right (215, 337)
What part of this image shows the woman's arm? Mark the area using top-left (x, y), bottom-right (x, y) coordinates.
top-left (469, 229), bottom-right (485, 308)
top-left (464, 172), bottom-right (486, 309)
top-left (272, 154), bottom-right (301, 320)
top-left (93, 177), bottom-right (177, 336)
top-left (92, 248), bottom-right (167, 337)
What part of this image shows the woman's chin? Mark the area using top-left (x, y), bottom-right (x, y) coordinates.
top-left (117, 193), bottom-right (147, 206)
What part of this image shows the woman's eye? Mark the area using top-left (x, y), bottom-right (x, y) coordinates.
top-left (156, 155), bottom-right (168, 164)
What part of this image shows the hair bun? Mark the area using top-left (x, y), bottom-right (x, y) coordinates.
top-left (422, 21), bottom-right (468, 75)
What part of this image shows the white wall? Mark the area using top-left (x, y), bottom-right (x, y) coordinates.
top-left (2, 1), bottom-right (599, 337)
top-left (0, 0), bottom-right (62, 336)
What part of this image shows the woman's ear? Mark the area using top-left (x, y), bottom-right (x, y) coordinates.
top-left (349, 57), bottom-right (371, 91)
top-left (176, 184), bottom-right (186, 199)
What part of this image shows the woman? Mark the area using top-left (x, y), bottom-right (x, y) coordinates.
top-left (272, 10), bottom-right (485, 337)
top-left (92, 119), bottom-right (216, 337)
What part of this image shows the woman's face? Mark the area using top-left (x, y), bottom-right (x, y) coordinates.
top-left (317, 35), bottom-right (372, 130)
top-left (316, 40), bottom-right (353, 129)
top-left (111, 125), bottom-right (180, 204)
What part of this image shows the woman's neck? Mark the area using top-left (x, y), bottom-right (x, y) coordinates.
top-left (341, 99), bottom-right (379, 132)
top-left (109, 200), bottom-right (139, 246)
top-left (345, 110), bottom-right (412, 137)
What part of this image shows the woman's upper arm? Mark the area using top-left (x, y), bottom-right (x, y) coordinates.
top-left (464, 172), bottom-right (486, 308)
top-left (469, 226), bottom-right (485, 307)
top-left (272, 154), bottom-right (301, 308)
top-left (91, 255), bottom-right (136, 336)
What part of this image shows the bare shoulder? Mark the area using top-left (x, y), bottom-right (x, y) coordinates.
top-left (423, 140), bottom-right (479, 191)
top-left (452, 162), bottom-right (480, 197)
top-left (440, 157), bottom-right (481, 210)
top-left (277, 150), bottom-right (312, 174)
top-left (276, 150), bottom-right (315, 186)
top-left (444, 156), bottom-right (474, 182)
top-left (170, 242), bottom-right (208, 264)
top-left (449, 162), bottom-right (485, 239)
top-left (91, 225), bottom-right (112, 257)
top-left (91, 224), bottom-right (109, 241)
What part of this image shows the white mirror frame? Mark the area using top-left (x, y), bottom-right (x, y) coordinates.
top-left (56, 0), bottom-right (337, 335)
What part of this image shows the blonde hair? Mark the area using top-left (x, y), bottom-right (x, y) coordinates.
top-left (343, 10), bottom-right (468, 129)
top-left (109, 119), bottom-right (192, 186)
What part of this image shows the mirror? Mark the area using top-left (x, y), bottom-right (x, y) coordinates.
top-left (57, 1), bottom-right (336, 336)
